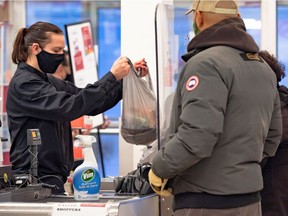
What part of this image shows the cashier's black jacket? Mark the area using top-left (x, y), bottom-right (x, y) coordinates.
top-left (7, 62), bottom-right (122, 182)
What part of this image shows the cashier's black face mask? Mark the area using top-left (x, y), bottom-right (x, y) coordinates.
top-left (36, 49), bottom-right (64, 74)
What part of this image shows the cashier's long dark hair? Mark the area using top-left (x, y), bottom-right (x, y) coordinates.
top-left (12, 21), bottom-right (63, 64)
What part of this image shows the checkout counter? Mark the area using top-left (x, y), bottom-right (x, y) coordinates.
top-left (0, 177), bottom-right (173, 216)
top-left (0, 193), bottom-right (159, 216)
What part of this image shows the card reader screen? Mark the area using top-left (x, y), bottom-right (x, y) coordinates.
top-left (32, 131), bottom-right (37, 138)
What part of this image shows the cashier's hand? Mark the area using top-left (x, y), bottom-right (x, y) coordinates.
top-left (148, 169), bottom-right (172, 197)
top-left (134, 58), bottom-right (148, 77)
top-left (110, 56), bottom-right (130, 80)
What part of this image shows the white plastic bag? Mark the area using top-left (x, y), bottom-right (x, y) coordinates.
top-left (121, 61), bottom-right (157, 145)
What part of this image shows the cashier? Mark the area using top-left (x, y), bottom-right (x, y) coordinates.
top-left (7, 21), bottom-right (147, 194)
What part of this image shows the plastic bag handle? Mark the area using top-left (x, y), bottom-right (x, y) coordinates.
top-left (127, 57), bottom-right (154, 91)
top-left (127, 58), bottom-right (140, 77)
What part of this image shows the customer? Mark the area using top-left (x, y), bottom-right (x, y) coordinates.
top-left (258, 50), bottom-right (288, 216)
top-left (50, 50), bottom-right (75, 176)
top-left (148, 0), bottom-right (282, 215)
top-left (52, 48), bottom-right (111, 174)
top-left (52, 50), bottom-right (71, 81)
top-left (7, 21), bottom-right (147, 194)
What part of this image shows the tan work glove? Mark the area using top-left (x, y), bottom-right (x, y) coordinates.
top-left (148, 169), bottom-right (172, 197)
